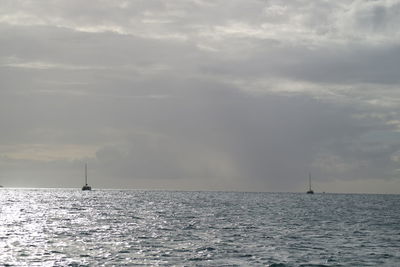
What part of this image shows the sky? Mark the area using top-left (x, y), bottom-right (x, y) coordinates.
top-left (1, 0), bottom-right (400, 193)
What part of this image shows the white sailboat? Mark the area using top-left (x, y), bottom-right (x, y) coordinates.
top-left (306, 173), bottom-right (314, 194)
top-left (82, 163), bottom-right (91, 191)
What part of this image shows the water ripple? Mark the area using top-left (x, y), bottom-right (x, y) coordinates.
top-left (0, 189), bottom-right (399, 266)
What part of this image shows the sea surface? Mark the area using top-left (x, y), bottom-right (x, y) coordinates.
top-left (0, 189), bottom-right (399, 266)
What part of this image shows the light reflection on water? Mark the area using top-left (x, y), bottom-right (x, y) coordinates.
top-left (0, 189), bottom-right (399, 266)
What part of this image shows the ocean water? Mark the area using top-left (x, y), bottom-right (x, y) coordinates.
top-left (0, 189), bottom-right (399, 266)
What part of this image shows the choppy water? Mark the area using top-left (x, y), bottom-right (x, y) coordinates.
top-left (0, 189), bottom-right (399, 266)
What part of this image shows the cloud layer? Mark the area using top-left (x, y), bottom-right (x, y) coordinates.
top-left (1, 0), bottom-right (400, 193)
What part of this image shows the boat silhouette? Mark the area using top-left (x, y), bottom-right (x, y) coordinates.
top-left (82, 163), bottom-right (92, 191)
top-left (306, 173), bottom-right (314, 194)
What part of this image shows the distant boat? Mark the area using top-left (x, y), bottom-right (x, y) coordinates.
top-left (306, 173), bottom-right (314, 194)
top-left (82, 163), bottom-right (92, 191)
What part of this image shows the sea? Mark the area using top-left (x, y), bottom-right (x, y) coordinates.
top-left (0, 189), bottom-right (399, 266)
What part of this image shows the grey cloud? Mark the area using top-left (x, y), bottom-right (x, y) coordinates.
top-left (87, 88), bottom-right (389, 191)
top-left (200, 41), bottom-right (400, 86)
top-left (349, 0), bottom-right (400, 33)
top-left (1, 0), bottom-right (400, 192)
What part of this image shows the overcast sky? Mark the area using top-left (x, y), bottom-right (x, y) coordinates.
top-left (1, 0), bottom-right (400, 193)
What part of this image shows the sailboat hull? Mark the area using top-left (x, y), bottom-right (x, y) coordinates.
top-left (82, 185), bottom-right (91, 191)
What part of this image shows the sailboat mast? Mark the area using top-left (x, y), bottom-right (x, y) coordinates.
top-left (309, 173), bottom-right (312, 191)
top-left (85, 163), bottom-right (88, 185)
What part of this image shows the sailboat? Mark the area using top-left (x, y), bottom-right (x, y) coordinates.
top-left (82, 163), bottom-right (92, 191)
top-left (306, 173), bottom-right (314, 194)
